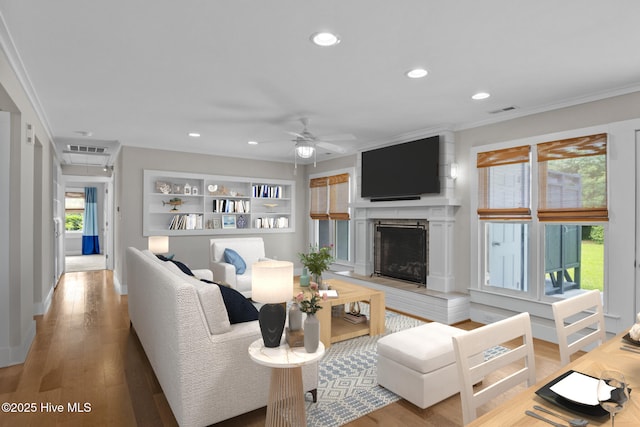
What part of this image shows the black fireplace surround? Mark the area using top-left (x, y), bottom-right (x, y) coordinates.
top-left (374, 221), bottom-right (428, 286)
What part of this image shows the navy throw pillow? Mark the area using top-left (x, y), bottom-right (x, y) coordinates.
top-left (223, 248), bottom-right (246, 275)
top-left (156, 254), bottom-right (194, 276)
top-left (201, 279), bottom-right (259, 324)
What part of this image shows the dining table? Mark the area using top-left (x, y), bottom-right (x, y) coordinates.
top-left (468, 329), bottom-right (640, 426)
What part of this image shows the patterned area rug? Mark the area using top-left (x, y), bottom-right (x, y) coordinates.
top-left (305, 306), bottom-right (506, 427)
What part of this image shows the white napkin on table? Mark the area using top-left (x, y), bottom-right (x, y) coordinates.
top-left (550, 371), bottom-right (613, 406)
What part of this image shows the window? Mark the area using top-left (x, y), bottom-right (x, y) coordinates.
top-left (309, 172), bottom-right (351, 264)
top-left (538, 134), bottom-right (608, 295)
top-left (484, 222), bottom-right (529, 291)
top-left (65, 191), bottom-right (84, 231)
top-left (477, 146), bottom-right (531, 294)
top-left (476, 133), bottom-right (608, 298)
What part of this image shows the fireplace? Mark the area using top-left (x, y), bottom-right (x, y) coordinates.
top-left (374, 220), bottom-right (428, 286)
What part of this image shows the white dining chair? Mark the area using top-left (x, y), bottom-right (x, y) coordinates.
top-left (551, 289), bottom-right (606, 366)
top-left (452, 312), bottom-right (536, 425)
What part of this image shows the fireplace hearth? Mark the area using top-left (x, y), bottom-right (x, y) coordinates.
top-left (374, 220), bottom-right (428, 286)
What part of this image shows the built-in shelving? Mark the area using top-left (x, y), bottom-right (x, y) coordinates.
top-left (143, 170), bottom-right (295, 236)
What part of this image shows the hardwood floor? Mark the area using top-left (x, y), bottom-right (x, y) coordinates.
top-left (0, 270), bottom-right (567, 426)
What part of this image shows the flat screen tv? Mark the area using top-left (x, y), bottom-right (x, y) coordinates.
top-left (361, 136), bottom-right (440, 200)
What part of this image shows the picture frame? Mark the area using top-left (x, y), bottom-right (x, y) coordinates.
top-left (222, 215), bottom-right (236, 229)
top-left (212, 218), bottom-right (221, 229)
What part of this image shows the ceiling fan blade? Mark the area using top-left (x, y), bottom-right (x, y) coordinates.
top-left (316, 141), bottom-right (347, 153)
top-left (286, 131), bottom-right (306, 139)
top-left (316, 133), bottom-right (357, 142)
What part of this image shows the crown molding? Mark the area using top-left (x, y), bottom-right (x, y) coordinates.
top-left (0, 12), bottom-right (54, 142)
top-left (454, 84), bottom-right (640, 132)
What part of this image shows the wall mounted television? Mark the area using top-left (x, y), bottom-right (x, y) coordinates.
top-left (361, 135), bottom-right (440, 200)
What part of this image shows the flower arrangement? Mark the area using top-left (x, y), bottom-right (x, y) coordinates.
top-left (298, 244), bottom-right (334, 277)
top-left (295, 282), bottom-right (327, 314)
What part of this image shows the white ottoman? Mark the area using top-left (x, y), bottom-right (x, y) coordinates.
top-left (377, 322), bottom-right (482, 409)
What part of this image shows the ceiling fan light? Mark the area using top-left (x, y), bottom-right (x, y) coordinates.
top-left (296, 142), bottom-right (315, 158)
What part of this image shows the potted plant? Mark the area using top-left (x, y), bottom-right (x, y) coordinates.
top-left (298, 244), bottom-right (334, 288)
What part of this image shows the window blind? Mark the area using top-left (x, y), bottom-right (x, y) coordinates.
top-left (328, 173), bottom-right (350, 220)
top-left (537, 133), bottom-right (608, 222)
top-left (309, 177), bottom-right (329, 220)
top-left (477, 145), bottom-right (531, 219)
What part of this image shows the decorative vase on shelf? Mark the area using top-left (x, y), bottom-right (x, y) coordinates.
top-left (299, 267), bottom-right (310, 287)
top-left (304, 313), bottom-right (320, 353)
top-left (288, 303), bottom-right (302, 331)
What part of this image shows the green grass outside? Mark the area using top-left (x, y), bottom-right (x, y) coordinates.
top-left (580, 240), bottom-right (604, 291)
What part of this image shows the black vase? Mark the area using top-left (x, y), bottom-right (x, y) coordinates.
top-left (258, 303), bottom-right (286, 348)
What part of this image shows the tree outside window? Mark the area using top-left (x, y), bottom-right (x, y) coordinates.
top-left (65, 191), bottom-right (85, 231)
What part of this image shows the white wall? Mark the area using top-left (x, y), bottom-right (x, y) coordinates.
top-left (0, 46), bottom-right (55, 367)
top-left (0, 112), bottom-right (10, 361)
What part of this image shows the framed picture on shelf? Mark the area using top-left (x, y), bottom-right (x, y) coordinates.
top-left (212, 218), bottom-right (222, 229)
top-left (222, 215), bottom-right (236, 229)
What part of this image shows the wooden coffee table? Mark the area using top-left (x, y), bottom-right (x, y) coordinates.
top-left (295, 279), bottom-right (385, 348)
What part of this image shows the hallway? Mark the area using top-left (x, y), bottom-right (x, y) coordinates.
top-left (65, 254), bottom-right (107, 272)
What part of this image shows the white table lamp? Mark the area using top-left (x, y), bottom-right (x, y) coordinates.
top-left (252, 260), bottom-right (293, 348)
top-left (148, 235), bottom-right (169, 254)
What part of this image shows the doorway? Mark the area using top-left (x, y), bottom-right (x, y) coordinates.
top-left (60, 177), bottom-right (113, 273)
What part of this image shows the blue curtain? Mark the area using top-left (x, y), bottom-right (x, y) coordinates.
top-left (82, 187), bottom-right (100, 255)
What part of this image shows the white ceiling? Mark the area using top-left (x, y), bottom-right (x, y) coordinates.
top-left (1, 1), bottom-right (640, 166)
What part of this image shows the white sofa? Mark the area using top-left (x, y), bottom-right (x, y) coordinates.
top-left (209, 237), bottom-right (266, 298)
top-left (127, 247), bottom-right (317, 427)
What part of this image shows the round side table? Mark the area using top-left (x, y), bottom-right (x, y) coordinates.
top-left (248, 339), bottom-right (325, 427)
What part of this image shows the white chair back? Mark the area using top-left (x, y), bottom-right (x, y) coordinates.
top-left (552, 289), bottom-right (606, 366)
top-left (452, 312), bottom-right (536, 425)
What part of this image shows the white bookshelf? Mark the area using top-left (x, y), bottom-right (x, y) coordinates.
top-left (143, 170), bottom-right (295, 236)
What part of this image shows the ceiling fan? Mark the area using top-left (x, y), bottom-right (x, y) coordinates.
top-left (287, 118), bottom-right (355, 167)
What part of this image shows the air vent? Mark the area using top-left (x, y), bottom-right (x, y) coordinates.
top-left (67, 144), bottom-right (107, 154)
top-left (489, 106), bottom-right (518, 114)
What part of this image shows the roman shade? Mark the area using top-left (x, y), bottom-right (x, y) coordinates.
top-left (477, 145), bottom-right (531, 220)
top-left (309, 173), bottom-right (351, 220)
top-left (309, 177), bottom-right (329, 220)
top-left (537, 133), bottom-right (608, 222)
top-left (328, 173), bottom-right (350, 220)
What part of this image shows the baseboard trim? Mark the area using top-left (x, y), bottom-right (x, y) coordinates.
top-left (113, 275), bottom-right (127, 295)
top-left (0, 319), bottom-right (36, 368)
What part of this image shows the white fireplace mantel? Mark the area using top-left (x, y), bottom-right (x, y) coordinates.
top-left (352, 197), bottom-right (460, 293)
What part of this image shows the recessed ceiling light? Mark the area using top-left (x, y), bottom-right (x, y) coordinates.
top-left (188, 132), bottom-right (201, 137)
top-left (472, 92), bottom-right (491, 100)
top-left (310, 32), bottom-right (340, 47)
top-left (248, 140), bottom-right (259, 145)
top-left (406, 68), bottom-right (428, 79)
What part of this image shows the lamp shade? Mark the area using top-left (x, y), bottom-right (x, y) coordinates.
top-left (252, 260), bottom-right (293, 303)
top-left (148, 235), bottom-right (169, 254)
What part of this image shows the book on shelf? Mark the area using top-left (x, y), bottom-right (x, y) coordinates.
top-left (252, 184), bottom-right (284, 199)
top-left (254, 216), bottom-right (289, 229)
top-left (343, 312), bottom-right (367, 324)
top-left (213, 199), bottom-right (250, 213)
top-left (168, 213), bottom-right (203, 230)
